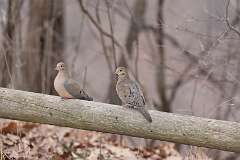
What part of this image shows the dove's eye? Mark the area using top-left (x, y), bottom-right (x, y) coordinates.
top-left (119, 69), bottom-right (122, 72)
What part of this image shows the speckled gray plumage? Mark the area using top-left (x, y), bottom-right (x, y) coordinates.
top-left (115, 67), bottom-right (152, 122)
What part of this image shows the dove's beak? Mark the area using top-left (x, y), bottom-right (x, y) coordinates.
top-left (55, 67), bottom-right (58, 70)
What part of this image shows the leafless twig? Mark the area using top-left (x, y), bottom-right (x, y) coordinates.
top-left (225, 0), bottom-right (240, 37)
top-left (135, 37), bottom-right (139, 81)
top-left (104, 0), bottom-right (117, 69)
top-left (95, 0), bottom-right (113, 72)
top-left (82, 66), bottom-right (88, 90)
top-left (78, 0), bottom-right (122, 50)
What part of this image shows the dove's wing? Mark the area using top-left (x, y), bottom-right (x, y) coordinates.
top-left (134, 81), bottom-right (146, 105)
top-left (116, 79), bottom-right (145, 106)
top-left (64, 79), bottom-right (93, 101)
top-left (116, 77), bottom-right (152, 122)
top-left (130, 81), bottom-right (152, 122)
top-left (129, 81), bottom-right (145, 106)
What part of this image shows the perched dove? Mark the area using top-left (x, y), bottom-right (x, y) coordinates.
top-left (115, 67), bottom-right (152, 122)
top-left (54, 62), bottom-right (93, 101)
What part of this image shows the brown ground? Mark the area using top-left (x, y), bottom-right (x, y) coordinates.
top-left (0, 120), bottom-right (186, 160)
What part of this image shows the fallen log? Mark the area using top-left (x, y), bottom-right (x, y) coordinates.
top-left (0, 87), bottom-right (239, 152)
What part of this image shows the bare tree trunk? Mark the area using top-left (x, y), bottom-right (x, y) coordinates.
top-left (0, 0), bottom-right (22, 87)
top-left (125, 0), bottom-right (146, 57)
top-left (19, 0), bottom-right (64, 93)
top-left (156, 0), bottom-right (170, 112)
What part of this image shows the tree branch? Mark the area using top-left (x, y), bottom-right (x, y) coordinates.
top-left (0, 88), bottom-right (240, 152)
top-left (104, 0), bottom-right (117, 69)
top-left (77, 0), bottom-right (122, 50)
top-left (225, 0), bottom-right (240, 37)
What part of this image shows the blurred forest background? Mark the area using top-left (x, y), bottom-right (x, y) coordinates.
top-left (0, 0), bottom-right (240, 159)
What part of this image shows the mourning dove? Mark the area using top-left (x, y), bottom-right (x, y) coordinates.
top-left (54, 62), bottom-right (93, 101)
top-left (115, 67), bottom-right (152, 122)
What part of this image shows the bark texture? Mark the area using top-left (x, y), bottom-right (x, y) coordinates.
top-left (0, 87), bottom-right (239, 152)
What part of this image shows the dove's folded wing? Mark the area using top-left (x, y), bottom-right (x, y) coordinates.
top-left (64, 79), bottom-right (82, 98)
top-left (64, 79), bottom-right (93, 101)
top-left (130, 81), bottom-right (146, 106)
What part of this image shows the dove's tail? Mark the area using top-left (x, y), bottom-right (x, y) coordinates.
top-left (82, 94), bottom-right (93, 101)
top-left (80, 90), bottom-right (93, 101)
top-left (82, 96), bottom-right (93, 101)
top-left (136, 107), bottom-right (152, 123)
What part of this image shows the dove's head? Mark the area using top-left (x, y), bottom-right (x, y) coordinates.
top-left (115, 67), bottom-right (128, 79)
top-left (55, 62), bottom-right (65, 71)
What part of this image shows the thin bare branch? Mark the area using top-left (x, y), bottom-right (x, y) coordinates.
top-left (95, 0), bottom-right (113, 72)
top-left (135, 37), bottom-right (139, 81)
top-left (225, 0), bottom-right (240, 37)
top-left (78, 0), bottom-right (122, 50)
top-left (104, 0), bottom-right (117, 69)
